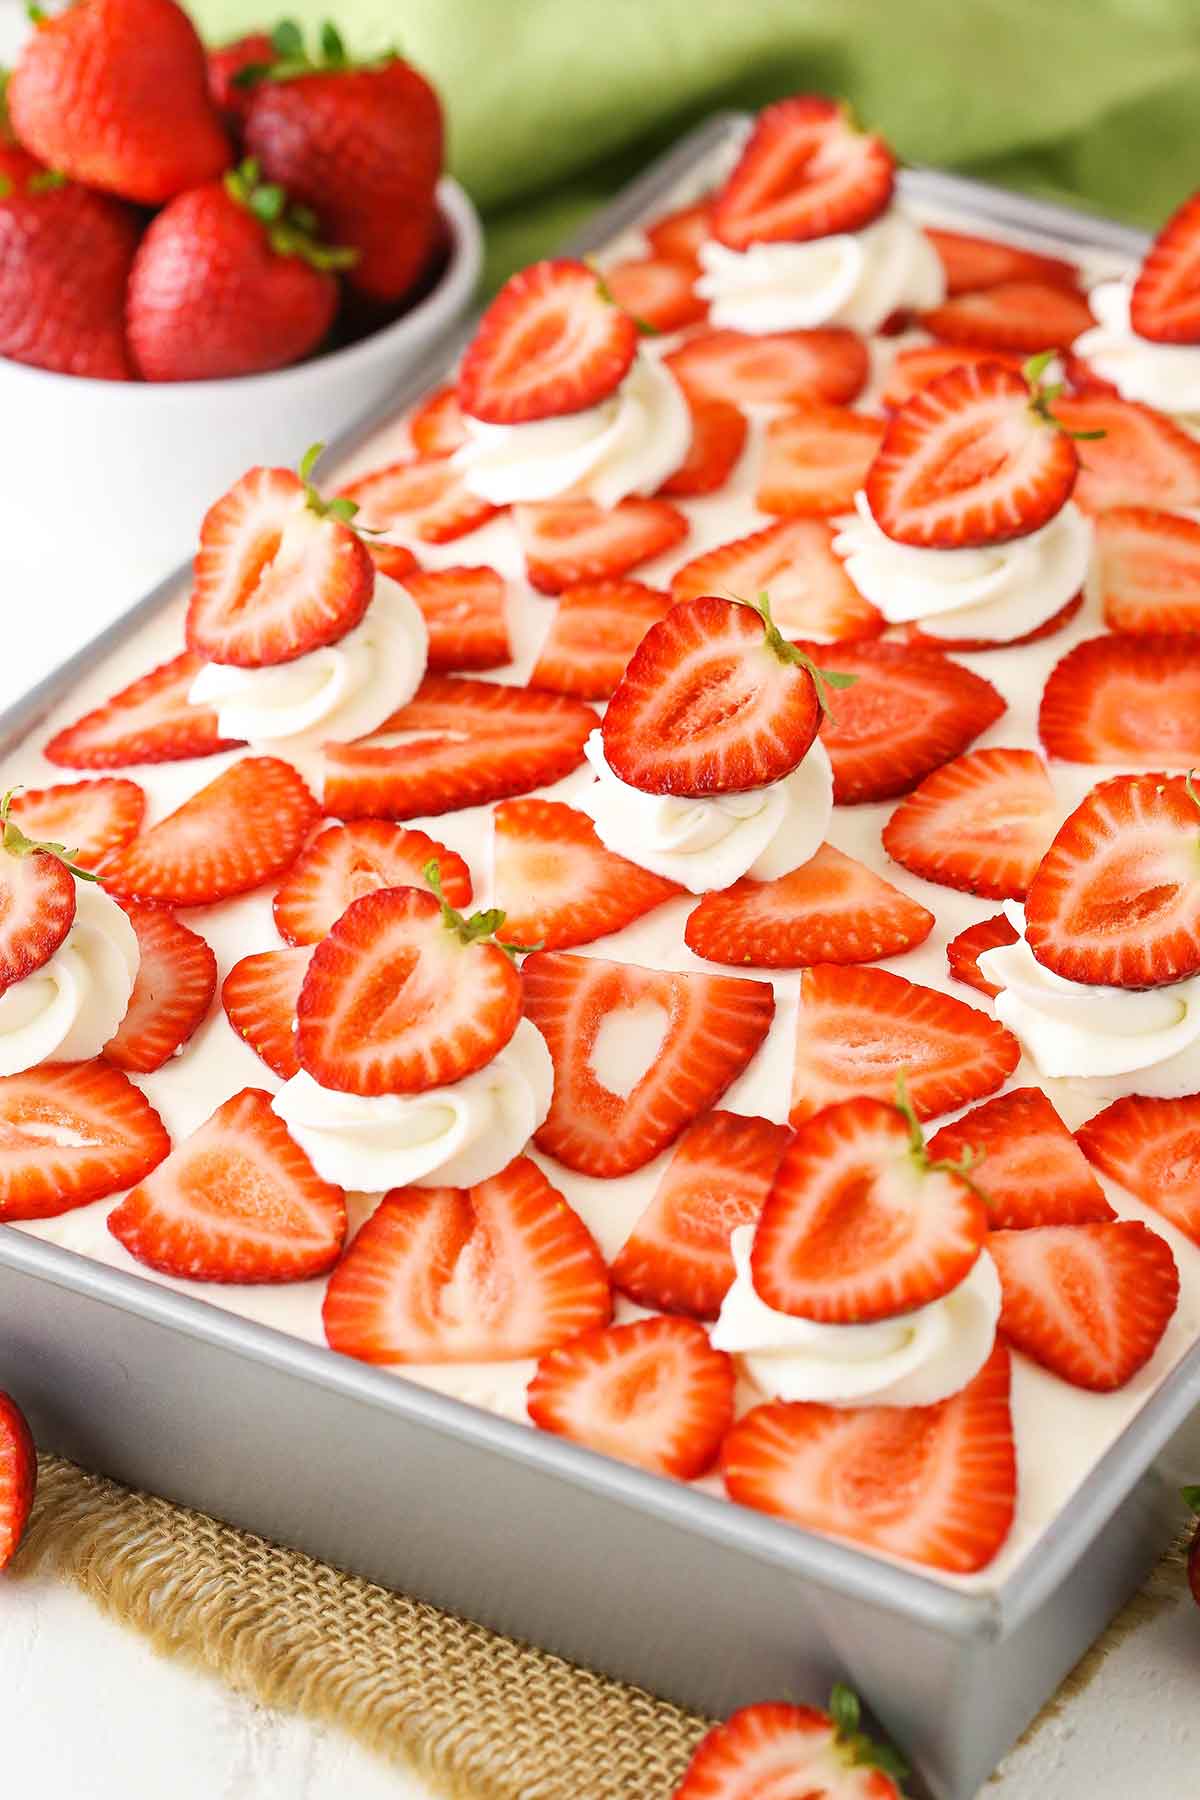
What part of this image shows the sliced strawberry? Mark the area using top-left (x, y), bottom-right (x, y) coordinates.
top-left (527, 1316), bottom-right (735, 1479)
top-left (1024, 771), bottom-right (1200, 987)
top-left (493, 797), bottom-right (682, 950)
top-left (222, 946), bottom-right (310, 1080)
top-left (340, 455), bottom-right (498, 545)
top-left (102, 758), bottom-right (320, 908)
top-left (523, 950), bottom-right (774, 1177)
top-left (528, 579), bottom-right (671, 700)
top-left (1052, 396), bottom-right (1200, 513)
top-left (925, 227), bottom-right (1080, 296)
top-left (458, 258), bottom-right (637, 425)
top-left (674, 1698), bottom-right (904, 1800)
top-left (807, 639), bottom-right (1006, 804)
top-left (659, 397), bottom-right (748, 498)
top-left (366, 540), bottom-right (421, 582)
top-left (882, 747), bottom-right (1058, 901)
top-left (0, 829), bottom-right (76, 991)
top-left (409, 383), bottom-right (468, 457)
top-left (880, 344), bottom-right (1025, 411)
top-left (684, 842), bottom-right (934, 968)
top-left (610, 1110), bottom-right (789, 1320)
top-left (604, 256), bottom-right (706, 332)
top-left (273, 820), bottom-right (471, 945)
top-left (928, 1087), bottom-right (1115, 1230)
top-left (322, 1155), bottom-right (611, 1362)
top-left (513, 497), bottom-right (688, 595)
top-left (401, 565), bottom-right (511, 672)
top-left (920, 281), bottom-right (1093, 353)
top-left (865, 359), bottom-right (1078, 549)
top-left (7, 778), bottom-right (144, 871)
top-left (645, 199), bottom-right (712, 263)
top-left (1063, 351), bottom-right (1119, 397)
top-left (757, 405), bottom-right (886, 518)
top-left (712, 96), bottom-right (895, 250)
top-left (1130, 193), bottom-right (1200, 343)
top-left (722, 1343), bottom-right (1016, 1574)
top-left (671, 518), bottom-right (882, 643)
top-left (0, 1060), bottom-right (169, 1222)
top-left (0, 1390), bottom-right (35, 1574)
top-left (902, 589), bottom-right (1084, 655)
top-left (1094, 507), bottom-right (1200, 634)
top-left (989, 1222), bottom-right (1178, 1390)
top-left (946, 912), bottom-right (1019, 999)
top-left (665, 327), bottom-right (869, 408)
top-left (104, 906), bottom-right (217, 1074)
top-left (790, 962), bottom-right (1019, 1126)
top-left (1039, 636), bottom-right (1200, 764)
top-left (323, 676), bottom-right (594, 821)
top-left (108, 1087), bottom-right (345, 1284)
top-left (296, 885), bottom-right (521, 1096)
top-left (752, 1095), bottom-right (987, 1324)
top-left (1077, 1094), bottom-right (1200, 1246)
top-left (188, 461), bottom-right (376, 669)
top-left (44, 649), bottom-right (242, 770)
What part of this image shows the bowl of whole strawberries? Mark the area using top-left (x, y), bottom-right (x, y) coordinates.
top-left (0, 0), bottom-right (481, 610)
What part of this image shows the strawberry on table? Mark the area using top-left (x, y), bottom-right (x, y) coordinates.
top-left (322, 1155), bottom-right (611, 1363)
top-left (946, 912), bottom-right (1019, 999)
top-left (6, 779), bottom-right (144, 872)
top-left (684, 843), bottom-right (934, 969)
top-left (101, 757), bottom-right (319, 908)
top-left (1130, 192), bottom-right (1200, 343)
top-left (722, 1343), bottom-right (1017, 1574)
top-left (1052, 396), bottom-right (1200, 513)
top-left (44, 649), bottom-right (243, 770)
top-left (0, 789), bottom-right (85, 990)
top-left (493, 798), bottom-right (683, 950)
top-left (221, 945), bottom-right (310, 1080)
top-left (989, 1222), bottom-right (1179, 1390)
top-left (920, 281), bottom-right (1093, 353)
top-left (408, 385), bottom-right (468, 458)
top-left (665, 326), bottom-right (869, 408)
top-left (645, 199), bottom-right (713, 263)
top-left (671, 519), bottom-right (882, 644)
top-left (1094, 507), bottom-right (1200, 633)
top-left (0, 1060), bottom-right (169, 1222)
top-left (1077, 1094), bottom-right (1200, 1246)
top-left (673, 1690), bottom-right (907, 1800)
top-left (928, 1087), bottom-right (1115, 1230)
top-left (529, 579), bottom-right (672, 700)
top-left (513, 498), bottom-right (688, 594)
top-left (0, 1392), bottom-right (36, 1573)
top-left (881, 747), bottom-right (1058, 901)
top-left (273, 820), bottom-right (471, 945)
top-left (104, 906), bottom-right (217, 1074)
top-left (659, 397), bottom-right (747, 497)
top-left (604, 256), bottom-right (707, 332)
top-left (712, 96), bottom-right (895, 250)
top-left (756, 406), bottom-right (886, 518)
top-left (610, 1110), bottom-right (789, 1320)
top-left (108, 1086), bottom-right (345, 1283)
top-left (527, 1317), bottom-right (735, 1480)
top-left (1039, 636), bottom-right (1200, 763)
top-left (523, 950), bottom-right (774, 1177)
top-left (924, 227), bottom-right (1079, 296)
top-left (401, 565), bottom-right (511, 671)
top-left (340, 455), bottom-right (498, 545)
top-left (789, 962), bottom-right (1019, 1125)
top-left (880, 344), bottom-right (1024, 411)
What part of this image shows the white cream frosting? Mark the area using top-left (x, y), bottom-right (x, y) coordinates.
top-left (832, 490), bottom-right (1092, 643)
top-left (187, 577), bottom-right (428, 755)
top-left (453, 351), bottom-right (692, 509)
top-left (0, 879), bottom-right (138, 1075)
top-left (695, 207), bottom-right (945, 336)
top-left (271, 1018), bottom-right (554, 1193)
top-left (1075, 280), bottom-right (1200, 417)
top-left (576, 728), bottom-right (834, 895)
top-left (712, 1226), bottom-right (1000, 1407)
top-left (982, 902), bottom-right (1200, 1099)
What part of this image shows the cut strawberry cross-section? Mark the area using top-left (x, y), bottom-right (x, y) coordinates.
top-left (1052, 395), bottom-right (1200, 513)
top-left (1039, 635), bottom-right (1200, 764)
top-left (0, 789), bottom-right (83, 990)
top-left (880, 344), bottom-right (1024, 411)
top-left (610, 1110), bottom-right (789, 1320)
top-left (665, 326), bottom-right (869, 408)
top-left (222, 945), bottom-right (311, 1080)
top-left (7, 778), bottom-right (144, 871)
top-left (658, 396), bottom-right (747, 498)
top-left (273, 820), bottom-right (472, 945)
top-left (645, 199), bottom-right (713, 263)
top-left (104, 905), bottom-right (217, 1074)
top-left (604, 255), bottom-right (706, 333)
top-left (1077, 1094), bottom-right (1200, 1247)
top-left (188, 446), bottom-right (376, 669)
top-left (0, 1390), bottom-right (35, 1573)
top-left (322, 1155), bottom-right (612, 1363)
top-left (920, 280), bottom-right (1094, 353)
top-left (928, 1087), bottom-right (1115, 1230)
top-left (882, 746), bottom-right (1059, 901)
top-left (1130, 193), bottom-right (1200, 344)
top-left (101, 757), bottom-right (320, 907)
top-left (946, 912), bottom-right (1019, 999)
top-left (671, 518), bottom-right (882, 644)
top-left (339, 454), bottom-right (498, 545)
top-left (757, 405), bottom-right (886, 519)
top-left (528, 579), bottom-right (672, 701)
top-left (108, 1087), bottom-right (346, 1284)
top-left (924, 227), bottom-right (1079, 297)
top-left (408, 384), bottom-right (468, 457)
top-left (789, 962), bottom-right (1019, 1126)
top-left (493, 797), bottom-right (682, 951)
top-left (1094, 507), bottom-right (1200, 634)
top-left (674, 1694), bottom-right (907, 1800)
top-left (44, 649), bottom-right (242, 770)
top-left (401, 565), bottom-right (511, 672)
top-left (296, 875), bottom-right (523, 1096)
top-left (0, 1059), bottom-right (169, 1222)
top-left (527, 1316), bottom-right (735, 1480)
top-left (513, 497), bottom-right (688, 595)
top-left (366, 540), bottom-right (421, 582)
top-left (523, 950), bottom-right (774, 1177)
top-left (712, 96), bottom-right (895, 250)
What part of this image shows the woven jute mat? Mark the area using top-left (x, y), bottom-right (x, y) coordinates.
top-left (10, 1454), bottom-right (1193, 1798)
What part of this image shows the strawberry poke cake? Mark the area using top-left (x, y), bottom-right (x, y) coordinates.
top-left (5, 95), bottom-right (1200, 1591)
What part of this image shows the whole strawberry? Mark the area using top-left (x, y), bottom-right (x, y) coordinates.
top-left (9, 0), bottom-right (230, 206)
top-left (126, 158), bottom-right (353, 381)
top-left (244, 21), bottom-right (442, 304)
top-left (1186, 1486), bottom-right (1200, 1609)
top-left (206, 31), bottom-right (275, 138)
top-left (0, 144), bottom-right (138, 378)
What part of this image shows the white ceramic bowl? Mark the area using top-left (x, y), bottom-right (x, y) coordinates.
top-left (0, 177), bottom-right (481, 621)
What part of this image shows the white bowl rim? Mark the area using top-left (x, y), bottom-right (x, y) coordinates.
top-left (0, 175), bottom-right (481, 401)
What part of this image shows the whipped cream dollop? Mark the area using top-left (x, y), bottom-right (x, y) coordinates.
top-left (454, 351), bottom-right (692, 509)
top-left (712, 1226), bottom-right (1000, 1407)
top-left (0, 879), bottom-right (138, 1075)
top-left (833, 490), bottom-right (1092, 643)
top-left (981, 903), bottom-right (1200, 1100)
top-left (576, 728), bottom-right (834, 894)
top-left (187, 577), bottom-right (428, 756)
top-left (695, 208), bottom-right (945, 336)
top-left (1075, 280), bottom-right (1200, 417)
top-left (272, 1018), bottom-right (554, 1193)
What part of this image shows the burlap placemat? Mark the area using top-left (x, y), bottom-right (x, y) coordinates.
top-left (11, 1454), bottom-right (1193, 1799)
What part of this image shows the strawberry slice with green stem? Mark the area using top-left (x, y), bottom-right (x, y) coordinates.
top-left (674, 1691), bottom-right (907, 1800)
top-left (0, 1059), bottom-right (170, 1222)
top-left (882, 746), bottom-right (1058, 901)
top-left (0, 786), bottom-right (93, 989)
top-left (671, 518), bottom-right (883, 644)
top-left (0, 1392), bottom-right (36, 1573)
top-left (105, 905), bottom-right (217, 1073)
top-left (7, 778), bottom-right (144, 871)
top-left (273, 819), bottom-right (471, 945)
top-left (1077, 1093), bottom-right (1200, 1247)
top-left (712, 96), bottom-right (895, 250)
top-left (222, 945), bottom-right (310, 1080)
top-left (493, 797), bottom-right (682, 951)
top-left (44, 649), bottom-right (243, 770)
top-left (928, 1087), bottom-right (1115, 1230)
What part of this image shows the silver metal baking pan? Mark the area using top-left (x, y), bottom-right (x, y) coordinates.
top-left (1, 115), bottom-right (1194, 1800)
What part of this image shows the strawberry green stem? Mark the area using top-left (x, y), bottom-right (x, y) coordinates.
top-left (225, 159), bottom-right (357, 272)
top-left (0, 788), bottom-right (96, 882)
top-left (236, 16), bottom-right (400, 84)
top-left (1024, 351), bottom-right (1104, 441)
top-left (829, 1684), bottom-right (910, 1786)
top-left (1183, 1485), bottom-right (1200, 1515)
top-left (590, 262), bottom-right (658, 337)
top-left (893, 1070), bottom-right (979, 1187)
top-left (734, 591), bottom-right (858, 717)
top-left (423, 860), bottom-right (540, 960)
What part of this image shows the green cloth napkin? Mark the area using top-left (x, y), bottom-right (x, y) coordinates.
top-left (191, 0), bottom-right (1200, 288)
